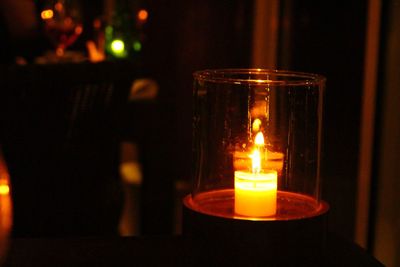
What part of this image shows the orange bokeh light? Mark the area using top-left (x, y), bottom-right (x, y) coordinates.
top-left (75, 25), bottom-right (83, 34)
top-left (41, 9), bottom-right (54, 20)
top-left (137, 9), bottom-right (148, 21)
top-left (93, 19), bottom-right (101, 29)
top-left (56, 48), bottom-right (64, 57)
top-left (64, 17), bottom-right (73, 26)
top-left (55, 2), bottom-right (63, 12)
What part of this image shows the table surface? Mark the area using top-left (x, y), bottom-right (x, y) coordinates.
top-left (2, 233), bottom-right (383, 267)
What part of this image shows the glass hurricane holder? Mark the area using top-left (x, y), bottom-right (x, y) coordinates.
top-left (183, 69), bottom-right (329, 266)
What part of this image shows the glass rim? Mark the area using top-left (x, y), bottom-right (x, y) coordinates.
top-left (193, 69), bottom-right (326, 86)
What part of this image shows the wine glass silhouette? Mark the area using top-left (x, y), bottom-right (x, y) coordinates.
top-left (41, 0), bottom-right (83, 57)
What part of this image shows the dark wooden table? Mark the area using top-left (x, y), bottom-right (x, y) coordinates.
top-left (2, 233), bottom-right (383, 267)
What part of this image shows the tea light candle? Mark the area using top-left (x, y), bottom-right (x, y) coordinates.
top-left (234, 132), bottom-right (278, 217)
top-left (234, 170), bottom-right (277, 217)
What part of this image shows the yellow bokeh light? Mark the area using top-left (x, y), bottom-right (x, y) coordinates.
top-left (41, 9), bottom-right (54, 20)
top-left (0, 184), bottom-right (9, 195)
top-left (111, 39), bottom-right (125, 54)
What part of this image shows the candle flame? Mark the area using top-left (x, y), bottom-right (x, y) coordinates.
top-left (250, 149), bottom-right (262, 174)
top-left (250, 131), bottom-right (265, 173)
top-left (254, 131), bottom-right (264, 146)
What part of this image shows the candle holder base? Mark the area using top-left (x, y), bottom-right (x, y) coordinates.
top-left (182, 193), bottom-right (329, 267)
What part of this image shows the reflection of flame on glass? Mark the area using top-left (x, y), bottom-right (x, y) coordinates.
top-left (41, 9), bottom-right (54, 20)
top-left (252, 118), bottom-right (261, 132)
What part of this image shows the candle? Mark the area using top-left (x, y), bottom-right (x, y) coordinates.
top-left (0, 155), bottom-right (12, 262)
top-left (234, 132), bottom-right (278, 217)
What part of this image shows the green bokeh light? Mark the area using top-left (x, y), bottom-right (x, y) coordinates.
top-left (133, 41), bottom-right (142, 52)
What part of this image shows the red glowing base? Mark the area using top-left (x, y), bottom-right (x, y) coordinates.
top-left (185, 189), bottom-right (328, 221)
top-left (182, 190), bottom-right (329, 266)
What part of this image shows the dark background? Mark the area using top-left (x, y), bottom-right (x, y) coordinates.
top-left (142, 0), bottom-right (366, 239)
top-left (0, 0), bottom-right (367, 242)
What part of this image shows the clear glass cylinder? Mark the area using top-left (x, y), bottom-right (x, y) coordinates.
top-left (190, 69), bottom-right (326, 220)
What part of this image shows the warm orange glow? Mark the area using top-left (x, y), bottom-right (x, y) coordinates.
top-left (252, 131), bottom-right (265, 173)
top-left (64, 17), bottom-right (73, 26)
top-left (254, 131), bottom-right (264, 146)
top-left (56, 48), bottom-right (64, 57)
top-left (252, 118), bottom-right (262, 132)
top-left (235, 171), bottom-right (277, 191)
top-left (86, 41), bottom-right (105, 62)
top-left (75, 25), bottom-right (83, 35)
top-left (137, 9), bottom-right (148, 21)
top-left (0, 155), bottom-right (13, 258)
top-left (41, 9), bottom-right (54, 20)
top-left (234, 130), bottom-right (277, 217)
top-left (234, 169), bottom-right (277, 217)
top-left (0, 184), bottom-right (9, 195)
top-left (265, 150), bottom-right (284, 174)
top-left (0, 182), bottom-right (12, 258)
top-left (250, 149), bottom-right (261, 174)
top-left (54, 2), bottom-right (63, 12)
top-left (93, 19), bottom-right (101, 29)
